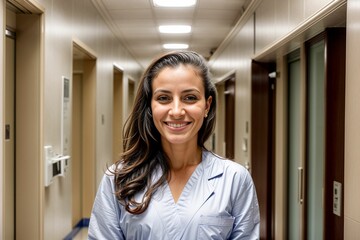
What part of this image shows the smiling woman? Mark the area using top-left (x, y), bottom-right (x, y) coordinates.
top-left (151, 64), bottom-right (212, 148)
top-left (88, 51), bottom-right (260, 240)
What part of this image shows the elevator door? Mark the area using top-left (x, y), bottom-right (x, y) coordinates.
top-left (286, 35), bottom-right (339, 239)
top-left (287, 50), bottom-right (303, 240)
top-left (287, 42), bottom-right (325, 239)
top-left (306, 39), bottom-right (325, 239)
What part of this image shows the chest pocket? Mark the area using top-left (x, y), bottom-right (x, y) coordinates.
top-left (197, 215), bottom-right (235, 240)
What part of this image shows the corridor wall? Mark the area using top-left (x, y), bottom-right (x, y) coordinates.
top-left (1, 0), bottom-right (143, 239)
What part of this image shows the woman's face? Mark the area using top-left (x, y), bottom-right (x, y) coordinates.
top-left (151, 64), bottom-right (212, 146)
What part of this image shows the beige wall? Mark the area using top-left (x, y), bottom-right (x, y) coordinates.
top-left (1, 0), bottom-right (142, 239)
top-left (344, 0), bottom-right (360, 238)
top-left (37, 0), bottom-right (142, 238)
top-left (255, 0), bottom-right (332, 52)
top-left (209, 14), bottom-right (254, 167)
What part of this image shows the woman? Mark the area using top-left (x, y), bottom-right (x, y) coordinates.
top-left (88, 51), bottom-right (260, 239)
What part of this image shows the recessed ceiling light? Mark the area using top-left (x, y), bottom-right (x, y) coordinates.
top-left (163, 43), bottom-right (189, 49)
top-left (159, 25), bottom-right (191, 34)
top-left (153, 0), bottom-right (196, 7)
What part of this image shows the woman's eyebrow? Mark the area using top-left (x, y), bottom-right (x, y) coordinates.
top-left (182, 89), bottom-right (201, 94)
top-left (153, 89), bottom-right (171, 95)
top-left (153, 88), bottom-right (200, 94)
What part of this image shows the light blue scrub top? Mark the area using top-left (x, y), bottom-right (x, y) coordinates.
top-left (88, 151), bottom-right (260, 239)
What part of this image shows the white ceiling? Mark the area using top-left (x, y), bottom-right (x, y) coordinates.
top-left (93, 0), bottom-right (249, 68)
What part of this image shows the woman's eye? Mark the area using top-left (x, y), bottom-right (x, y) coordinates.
top-left (183, 95), bottom-right (198, 102)
top-left (157, 95), bottom-right (171, 103)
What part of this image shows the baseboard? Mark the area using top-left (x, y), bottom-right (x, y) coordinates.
top-left (64, 218), bottom-right (90, 240)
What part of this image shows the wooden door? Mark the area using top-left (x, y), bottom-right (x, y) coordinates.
top-left (4, 28), bottom-right (16, 240)
top-left (321, 27), bottom-right (345, 240)
top-left (224, 76), bottom-right (235, 159)
top-left (251, 61), bottom-right (276, 239)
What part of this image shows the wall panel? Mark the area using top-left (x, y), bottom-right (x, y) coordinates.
top-left (210, 16), bottom-right (254, 166)
top-left (345, 0), bottom-right (360, 237)
top-left (255, 0), bottom-right (276, 52)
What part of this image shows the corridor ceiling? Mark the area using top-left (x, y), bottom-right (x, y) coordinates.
top-left (92, 0), bottom-right (249, 68)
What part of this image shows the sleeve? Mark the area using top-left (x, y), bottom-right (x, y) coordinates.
top-left (88, 173), bottom-right (125, 240)
top-left (229, 167), bottom-right (260, 240)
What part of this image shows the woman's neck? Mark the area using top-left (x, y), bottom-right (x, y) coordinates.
top-left (162, 141), bottom-right (202, 171)
top-left (162, 142), bottom-right (203, 203)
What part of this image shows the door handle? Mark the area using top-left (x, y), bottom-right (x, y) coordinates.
top-left (298, 167), bottom-right (304, 204)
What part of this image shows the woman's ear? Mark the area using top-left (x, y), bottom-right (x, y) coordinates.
top-left (205, 96), bottom-right (212, 112)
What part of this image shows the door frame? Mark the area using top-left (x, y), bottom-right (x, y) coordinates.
top-left (214, 72), bottom-right (236, 158)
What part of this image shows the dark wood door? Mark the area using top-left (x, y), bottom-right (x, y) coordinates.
top-left (251, 61), bottom-right (276, 239)
top-left (322, 27), bottom-right (345, 240)
top-left (225, 76), bottom-right (235, 159)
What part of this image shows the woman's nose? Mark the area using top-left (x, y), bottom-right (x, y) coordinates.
top-left (169, 100), bottom-right (185, 117)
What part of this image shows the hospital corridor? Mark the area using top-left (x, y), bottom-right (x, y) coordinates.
top-left (1, 0), bottom-right (360, 239)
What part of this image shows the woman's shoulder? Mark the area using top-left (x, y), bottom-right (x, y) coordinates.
top-left (100, 163), bottom-right (122, 183)
top-left (202, 151), bottom-right (249, 177)
top-left (203, 150), bottom-right (245, 167)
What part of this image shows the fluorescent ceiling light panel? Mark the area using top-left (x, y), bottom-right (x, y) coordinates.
top-left (163, 43), bottom-right (189, 49)
top-left (159, 25), bottom-right (191, 33)
top-left (153, 0), bottom-right (196, 7)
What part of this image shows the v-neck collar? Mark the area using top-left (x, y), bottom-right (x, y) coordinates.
top-left (152, 151), bottom-right (221, 239)
top-left (167, 154), bottom-right (204, 205)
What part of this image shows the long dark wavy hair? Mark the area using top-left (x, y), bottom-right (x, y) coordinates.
top-left (113, 50), bottom-right (217, 214)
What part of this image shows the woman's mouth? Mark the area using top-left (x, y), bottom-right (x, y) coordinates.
top-left (166, 122), bottom-right (190, 128)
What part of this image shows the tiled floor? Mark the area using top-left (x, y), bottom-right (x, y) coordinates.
top-left (73, 227), bottom-right (88, 240)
